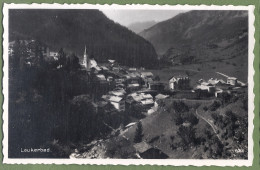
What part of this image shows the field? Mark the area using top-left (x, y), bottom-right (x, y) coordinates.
top-left (146, 61), bottom-right (248, 88)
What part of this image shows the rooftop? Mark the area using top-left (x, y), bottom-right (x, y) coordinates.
top-left (155, 94), bottom-right (169, 100)
top-left (141, 99), bottom-right (154, 105)
top-left (109, 91), bottom-right (125, 97)
top-left (96, 74), bottom-right (106, 81)
top-left (128, 83), bottom-right (140, 88)
top-left (109, 96), bottom-right (124, 103)
top-left (108, 59), bottom-right (115, 63)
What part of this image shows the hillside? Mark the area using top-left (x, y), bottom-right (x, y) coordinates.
top-left (140, 10), bottom-right (248, 54)
top-left (139, 11), bottom-right (248, 71)
top-left (9, 9), bottom-right (158, 68)
top-left (128, 20), bottom-right (157, 34)
top-left (71, 95), bottom-right (248, 159)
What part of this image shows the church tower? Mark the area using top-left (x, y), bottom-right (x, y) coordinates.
top-left (82, 46), bottom-right (91, 71)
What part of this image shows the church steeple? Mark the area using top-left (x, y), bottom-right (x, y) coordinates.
top-left (82, 45), bottom-right (91, 71)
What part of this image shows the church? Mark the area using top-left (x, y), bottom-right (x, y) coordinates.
top-left (81, 46), bottom-right (109, 101)
top-left (81, 46), bottom-right (92, 71)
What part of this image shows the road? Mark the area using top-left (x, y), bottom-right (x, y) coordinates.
top-left (195, 110), bottom-right (222, 143)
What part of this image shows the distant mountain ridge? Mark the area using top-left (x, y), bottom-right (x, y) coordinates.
top-left (128, 21), bottom-right (157, 34)
top-left (9, 9), bottom-right (158, 68)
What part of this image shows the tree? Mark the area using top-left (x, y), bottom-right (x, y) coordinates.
top-left (177, 125), bottom-right (197, 149)
top-left (134, 121), bottom-right (144, 143)
top-left (209, 101), bottom-right (221, 111)
top-left (172, 101), bottom-right (189, 113)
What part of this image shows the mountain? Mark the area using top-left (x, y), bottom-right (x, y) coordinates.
top-left (128, 21), bottom-right (157, 34)
top-left (139, 10), bottom-right (248, 59)
top-left (9, 9), bottom-right (158, 68)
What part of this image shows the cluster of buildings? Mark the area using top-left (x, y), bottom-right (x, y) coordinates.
top-left (81, 43), bottom-right (246, 114)
top-left (78, 46), bottom-right (173, 114)
top-left (195, 76), bottom-right (245, 98)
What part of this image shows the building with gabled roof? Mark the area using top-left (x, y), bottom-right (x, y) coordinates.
top-left (169, 75), bottom-right (190, 90)
top-left (96, 74), bottom-right (106, 81)
top-left (109, 96), bottom-right (125, 111)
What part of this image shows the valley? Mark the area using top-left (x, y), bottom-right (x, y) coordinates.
top-left (8, 9), bottom-right (249, 160)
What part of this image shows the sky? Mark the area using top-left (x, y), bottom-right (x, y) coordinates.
top-left (101, 10), bottom-right (187, 27)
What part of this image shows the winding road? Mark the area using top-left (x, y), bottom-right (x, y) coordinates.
top-left (195, 110), bottom-right (222, 143)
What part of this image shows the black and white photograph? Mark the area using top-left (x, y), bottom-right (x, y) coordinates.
top-left (2, 4), bottom-right (255, 166)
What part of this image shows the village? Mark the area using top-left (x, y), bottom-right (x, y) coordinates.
top-left (76, 45), bottom-right (247, 114)
top-left (8, 39), bottom-right (247, 121)
top-left (9, 39), bottom-right (248, 159)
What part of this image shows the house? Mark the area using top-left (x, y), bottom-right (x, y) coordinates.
top-left (107, 76), bottom-right (114, 82)
top-left (196, 82), bottom-right (215, 93)
top-left (148, 82), bottom-right (165, 91)
top-left (130, 93), bottom-right (152, 102)
top-left (140, 72), bottom-right (154, 79)
top-left (109, 89), bottom-right (126, 97)
top-left (130, 93), bottom-right (154, 108)
top-left (155, 94), bottom-right (169, 100)
top-left (127, 83), bottom-right (141, 92)
top-left (49, 51), bottom-right (58, 59)
top-left (125, 76), bottom-right (142, 86)
top-left (108, 59), bottom-right (116, 67)
top-left (115, 78), bottom-right (125, 84)
top-left (207, 78), bottom-right (226, 86)
top-left (96, 74), bottom-right (106, 81)
top-left (169, 75), bottom-right (190, 90)
top-left (134, 141), bottom-right (169, 159)
top-left (109, 96), bottom-right (125, 111)
top-left (198, 79), bottom-right (204, 84)
top-left (129, 68), bottom-right (137, 71)
top-left (115, 83), bottom-right (125, 89)
top-left (140, 98), bottom-right (154, 106)
top-left (227, 77), bottom-right (238, 86)
top-left (108, 59), bottom-right (115, 64)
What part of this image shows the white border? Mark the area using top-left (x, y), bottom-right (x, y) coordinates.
top-left (2, 3), bottom-right (255, 166)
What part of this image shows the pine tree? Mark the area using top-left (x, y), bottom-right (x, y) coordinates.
top-left (134, 121), bottom-right (143, 143)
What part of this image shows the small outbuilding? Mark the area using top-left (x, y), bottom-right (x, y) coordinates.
top-left (134, 142), bottom-right (169, 159)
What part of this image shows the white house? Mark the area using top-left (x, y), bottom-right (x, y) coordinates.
top-left (109, 96), bottom-right (125, 111)
top-left (169, 75), bottom-right (190, 90)
top-left (96, 74), bottom-right (106, 81)
top-left (108, 59), bottom-right (115, 64)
